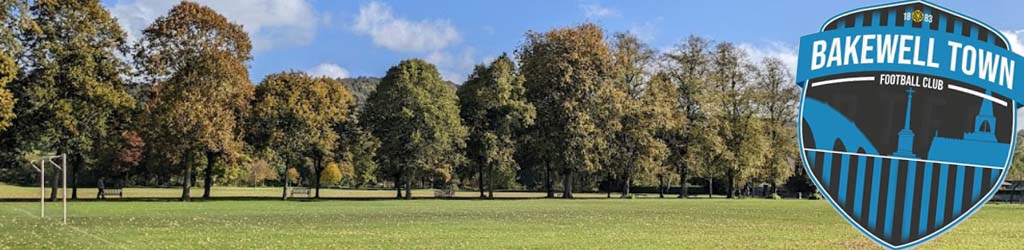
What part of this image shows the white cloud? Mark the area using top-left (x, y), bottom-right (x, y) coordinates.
top-left (426, 48), bottom-right (480, 84)
top-left (307, 63), bottom-right (349, 79)
top-left (352, 1), bottom-right (460, 53)
top-left (738, 42), bottom-right (799, 77)
top-left (108, 0), bottom-right (320, 52)
top-left (999, 30), bottom-right (1024, 56)
top-left (580, 3), bottom-right (619, 19)
top-left (997, 30), bottom-right (1024, 130)
top-left (628, 21), bottom-right (658, 42)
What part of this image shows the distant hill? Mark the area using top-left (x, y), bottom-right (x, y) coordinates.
top-left (338, 77), bottom-right (381, 108)
top-left (336, 77), bottom-right (459, 110)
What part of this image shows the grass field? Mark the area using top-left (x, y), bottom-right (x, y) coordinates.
top-left (0, 184), bottom-right (615, 200)
top-left (3, 195), bottom-right (1024, 249)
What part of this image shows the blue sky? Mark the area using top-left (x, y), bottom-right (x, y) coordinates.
top-left (101, 0), bottom-right (1024, 84)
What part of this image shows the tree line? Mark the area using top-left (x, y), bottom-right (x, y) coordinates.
top-left (0, 1), bottom-right (804, 201)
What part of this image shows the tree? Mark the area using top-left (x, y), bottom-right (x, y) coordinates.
top-left (457, 54), bottom-right (535, 198)
top-left (647, 72), bottom-right (685, 198)
top-left (334, 110), bottom-right (380, 188)
top-left (286, 167), bottom-right (300, 185)
top-left (246, 153), bottom-right (280, 187)
top-left (363, 59), bottom-right (467, 200)
top-left (249, 72), bottom-right (354, 199)
top-left (109, 131), bottom-right (144, 183)
top-left (320, 162), bottom-right (342, 187)
top-left (753, 57), bottom-right (799, 197)
top-left (15, 0), bottom-right (134, 200)
top-left (707, 42), bottom-right (770, 198)
top-left (663, 36), bottom-right (723, 198)
top-left (1008, 131), bottom-right (1024, 203)
top-left (0, 0), bottom-right (28, 134)
top-left (518, 24), bottom-right (611, 198)
top-left (598, 32), bottom-right (670, 198)
top-left (135, 2), bottom-right (254, 201)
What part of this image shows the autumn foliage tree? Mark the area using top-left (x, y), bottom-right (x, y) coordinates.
top-left (249, 72), bottom-right (354, 199)
top-left (519, 24), bottom-right (611, 198)
top-left (135, 2), bottom-right (254, 201)
top-left (599, 32), bottom-right (671, 198)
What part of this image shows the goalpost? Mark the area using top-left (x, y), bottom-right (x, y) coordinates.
top-left (28, 154), bottom-right (68, 225)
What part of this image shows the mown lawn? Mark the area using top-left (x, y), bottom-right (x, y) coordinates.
top-left (2, 198), bottom-right (1024, 249)
top-left (0, 184), bottom-right (613, 199)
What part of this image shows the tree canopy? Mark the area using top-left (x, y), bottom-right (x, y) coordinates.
top-left (363, 59), bottom-right (467, 199)
top-left (250, 71), bottom-right (354, 198)
top-left (457, 54), bottom-right (535, 198)
top-left (518, 23), bottom-right (611, 198)
top-left (135, 2), bottom-right (254, 201)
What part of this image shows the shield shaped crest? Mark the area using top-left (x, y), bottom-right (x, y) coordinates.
top-left (795, 1), bottom-right (1023, 249)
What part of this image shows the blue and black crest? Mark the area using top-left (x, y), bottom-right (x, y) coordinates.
top-left (795, 1), bottom-right (1023, 249)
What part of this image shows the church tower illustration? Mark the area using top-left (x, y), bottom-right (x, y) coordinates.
top-left (926, 90), bottom-right (1010, 166)
top-left (893, 88), bottom-right (917, 158)
top-left (963, 91), bottom-right (997, 142)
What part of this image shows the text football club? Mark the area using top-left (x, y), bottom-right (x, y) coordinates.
top-left (794, 1), bottom-right (1023, 249)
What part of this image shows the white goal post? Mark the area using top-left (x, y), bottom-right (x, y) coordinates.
top-left (28, 154), bottom-right (68, 225)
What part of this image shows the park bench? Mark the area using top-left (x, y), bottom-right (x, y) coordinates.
top-left (98, 188), bottom-right (123, 199)
top-left (290, 187), bottom-right (311, 198)
top-left (433, 188), bottom-right (454, 198)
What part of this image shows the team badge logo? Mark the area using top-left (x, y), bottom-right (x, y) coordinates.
top-left (795, 1), bottom-right (1023, 249)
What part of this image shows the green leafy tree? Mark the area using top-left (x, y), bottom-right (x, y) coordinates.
top-left (0, 0), bottom-right (28, 134)
top-left (598, 32), bottom-right (670, 198)
top-left (363, 59), bottom-right (467, 200)
top-left (457, 54), bottom-right (535, 198)
top-left (663, 36), bottom-right (724, 198)
top-left (1008, 131), bottom-right (1024, 203)
top-left (16, 0), bottom-right (134, 200)
top-left (518, 24), bottom-right (610, 198)
top-left (707, 42), bottom-right (770, 198)
top-left (135, 2), bottom-right (254, 201)
top-left (753, 57), bottom-right (799, 197)
top-left (249, 72), bottom-right (354, 199)
top-left (334, 112), bottom-right (380, 188)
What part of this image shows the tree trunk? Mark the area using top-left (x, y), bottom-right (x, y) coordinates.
top-left (314, 158), bottom-right (322, 199)
top-left (487, 167), bottom-right (494, 199)
top-left (181, 163), bottom-right (192, 202)
top-left (49, 164), bottom-right (59, 201)
top-left (395, 173), bottom-right (403, 199)
top-left (545, 163), bottom-right (554, 198)
top-left (678, 164), bottom-right (688, 198)
top-left (71, 155), bottom-right (80, 200)
top-left (404, 173), bottom-right (412, 200)
top-left (726, 173), bottom-right (735, 199)
top-left (562, 171), bottom-right (574, 199)
top-left (203, 151), bottom-right (216, 200)
top-left (621, 176), bottom-right (631, 198)
top-left (282, 174), bottom-right (289, 200)
top-left (606, 174), bottom-right (612, 198)
top-left (707, 178), bottom-right (713, 198)
top-left (479, 163), bottom-right (485, 198)
top-left (658, 175), bottom-right (665, 198)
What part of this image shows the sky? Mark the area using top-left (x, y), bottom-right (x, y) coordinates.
top-left (100, 0), bottom-right (1024, 84)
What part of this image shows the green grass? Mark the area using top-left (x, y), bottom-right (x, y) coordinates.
top-left (2, 199), bottom-right (1024, 249)
top-left (0, 184), bottom-right (614, 199)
